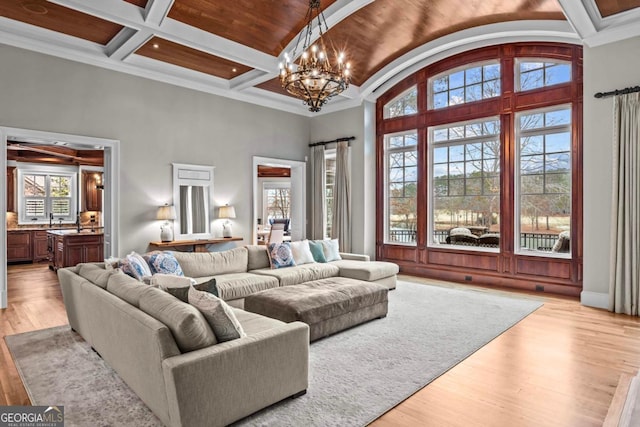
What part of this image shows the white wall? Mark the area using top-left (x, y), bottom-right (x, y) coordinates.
top-left (309, 103), bottom-right (377, 257)
top-left (0, 45), bottom-right (309, 255)
top-left (581, 35), bottom-right (640, 308)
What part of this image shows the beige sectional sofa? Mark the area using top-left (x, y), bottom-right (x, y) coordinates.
top-left (58, 264), bottom-right (309, 427)
top-left (57, 244), bottom-right (398, 426)
top-left (172, 245), bottom-right (399, 308)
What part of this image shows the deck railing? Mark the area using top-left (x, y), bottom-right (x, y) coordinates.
top-left (388, 229), bottom-right (562, 251)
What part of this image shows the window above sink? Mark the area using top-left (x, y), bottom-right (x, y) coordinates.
top-left (17, 164), bottom-right (78, 225)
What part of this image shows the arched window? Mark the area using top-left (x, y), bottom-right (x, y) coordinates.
top-left (376, 43), bottom-right (583, 295)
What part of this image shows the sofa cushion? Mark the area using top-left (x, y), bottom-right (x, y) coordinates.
top-left (290, 240), bottom-right (315, 265)
top-left (77, 263), bottom-right (115, 289)
top-left (139, 286), bottom-right (217, 352)
top-left (330, 260), bottom-right (400, 282)
top-left (233, 308), bottom-right (286, 335)
top-left (212, 273), bottom-right (279, 301)
top-left (321, 239), bottom-right (342, 262)
top-left (144, 251), bottom-right (184, 276)
top-left (150, 274), bottom-right (196, 302)
top-left (172, 247), bottom-right (248, 277)
top-left (107, 273), bottom-right (153, 307)
top-left (188, 286), bottom-right (246, 343)
top-left (250, 263), bottom-right (339, 287)
top-left (246, 245), bottom-right (271, 270)
top-left (268, 242), bottom-right (296, 269)
top-left (308, 240), bottom-right (327, 263)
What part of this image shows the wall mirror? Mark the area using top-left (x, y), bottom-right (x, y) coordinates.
top-left (173, 163), bottom-right (214, 240)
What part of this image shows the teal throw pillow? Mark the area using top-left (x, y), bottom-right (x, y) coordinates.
top-left (308, 240), bottom-right (327, 263)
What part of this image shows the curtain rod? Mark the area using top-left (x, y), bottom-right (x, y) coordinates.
top-left (308, 136), bottom-right (355, 147)
top-left (594, 85), bottom-right (640, 98)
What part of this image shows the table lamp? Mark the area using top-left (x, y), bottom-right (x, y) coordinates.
top-left (157, 204), bottom-right (177, 242)
top-left (219, 204), bottom-right (236, 238)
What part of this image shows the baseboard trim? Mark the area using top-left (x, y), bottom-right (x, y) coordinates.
top-left (581, 291), bottom-right (609, 309)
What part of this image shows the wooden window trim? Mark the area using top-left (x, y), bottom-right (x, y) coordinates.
top-left (376, 42), bottom-right (583, 296)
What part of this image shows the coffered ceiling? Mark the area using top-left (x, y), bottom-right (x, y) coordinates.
top-left (1, 0), bottom-right (639, 116)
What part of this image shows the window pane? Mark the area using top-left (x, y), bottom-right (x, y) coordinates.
top-left (433, 147), bottom-right (448, 163)
top-left (465, 84), bottom-right (482, 102)
top-left (521, 135), bottom-right (544, 155)
top-left (521, 174), bottom-right (544, 193)
top-left (24, 175), bottom-right (45, 197)
top-left (433, 92), bottom-right (448, 109)
top-left (385, 132), bottom-right (418, 244)
top-left (384, 87), bottom-right (418, 118)
top-left (430, 62), bottom-right (500, 110)
top-left (517, 106), bottom-right (572, 255)
top-left (545, 64), bottom-right (571, 86)
top-left (518, 60), bottom-right (571, 92)
top-left (465, 67), bottom-right (482, 85)
top-left (483, 79), bottom-right (501, 98)
top-left (433, 76), bottom-right (448, 92)
top-left (50, 176), bottom-right (71, 197)
top-left (430, 117), bottom-right (501, 248)
top-left (449, 87), bottom-right (464, 105)
top-left (545, 109), bottom-right (571, 127)
top-left (520, 113), bottom-right (544, 130)
top-left (483, 64), bottom-right (500, 80)
top-left (520, 69), bottom-right (544, 91)
top-left (449, 71), bottom-right (464, 89)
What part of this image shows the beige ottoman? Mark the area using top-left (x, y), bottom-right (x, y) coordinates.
top-left (244, 277), bottom-right (389, 341)
top-left (331, 260), bottom-right (399, 290)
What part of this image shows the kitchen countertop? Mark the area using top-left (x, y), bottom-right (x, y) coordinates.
top-left (46, 229), bottom-right (104, 236)
top-left (8, 227), bottom-right (104, 232)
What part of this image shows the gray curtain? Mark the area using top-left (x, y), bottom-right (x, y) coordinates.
top-left (331, 141), bottom-right (351, 252)
top-left (311, 145), bottom-right (326, 239)
top-left (609, 92), bottom-right (640, 315)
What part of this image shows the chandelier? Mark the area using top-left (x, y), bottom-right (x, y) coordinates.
top-left (279, 0), bottom-right (351, 112)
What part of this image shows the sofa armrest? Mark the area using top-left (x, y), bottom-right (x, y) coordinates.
top-left (162, 321), bottom-right (309, 427)
top-left (339, 252), bottom-right (370, 262)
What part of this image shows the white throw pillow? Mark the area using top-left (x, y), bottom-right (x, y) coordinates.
top-left (290, 240), bottom-right (316, 265)
top-left (188, 285), bottom-right (246, 343)
top-left (321, 239), bottom-right (342, 262)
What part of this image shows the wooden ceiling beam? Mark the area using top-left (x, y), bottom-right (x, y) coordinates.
top-left (7, 144), bottom-right (104, 166)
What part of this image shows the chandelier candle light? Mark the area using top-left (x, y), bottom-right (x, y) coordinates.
top-left (279, 0), bottom-right (350, 112)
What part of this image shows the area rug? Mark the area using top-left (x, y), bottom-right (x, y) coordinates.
top-left (6, 280), bottom-right (542, 427)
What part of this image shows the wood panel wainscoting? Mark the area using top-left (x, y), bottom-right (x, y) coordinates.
top-left (2, 266), bottom-right (640, 427)
top-left (376, 42), bottom-right (583, 297)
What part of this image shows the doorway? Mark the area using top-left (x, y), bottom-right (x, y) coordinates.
top-left (252, 156), bottom-right (306, 244)
top-left (1, 127), bottom-right (120, 309)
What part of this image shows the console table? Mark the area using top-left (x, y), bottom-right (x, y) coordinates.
top-left (149, 237), bottom-right (242, 253)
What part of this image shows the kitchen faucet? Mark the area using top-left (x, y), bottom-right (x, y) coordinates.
top-left (49, 212), bottom-right (53, 228)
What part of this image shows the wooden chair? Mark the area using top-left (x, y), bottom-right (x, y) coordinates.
top-left (267, 228), bottom-right (285, 244)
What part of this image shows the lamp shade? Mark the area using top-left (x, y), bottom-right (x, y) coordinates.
top-left (157, 204), bottom-right (177, 221)
top-left (219, 205), bottom-right (236, 219)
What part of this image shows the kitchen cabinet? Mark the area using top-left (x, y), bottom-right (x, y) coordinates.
top-left (82, 171), bottom-right (102, 212)
top-left (7, 167), bottom-right (15, 212)
top-left (49, 231), bottom-right (104, 270)
top-left (32, 230), bottom-right (50, 261)
top-left (7, 231), bottom-right (32, 262)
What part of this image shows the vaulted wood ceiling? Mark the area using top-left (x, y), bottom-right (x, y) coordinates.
top-left (1, 0), bottom-right (639, 115)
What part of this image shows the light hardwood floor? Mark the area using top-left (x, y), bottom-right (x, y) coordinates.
top-left (1, 264), bottom-right (639, 426)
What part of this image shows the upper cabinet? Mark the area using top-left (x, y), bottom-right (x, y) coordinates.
top-left (82, 171), bottom-right (102, 212)
top-left (6, 167), bottom-right (15, 212)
